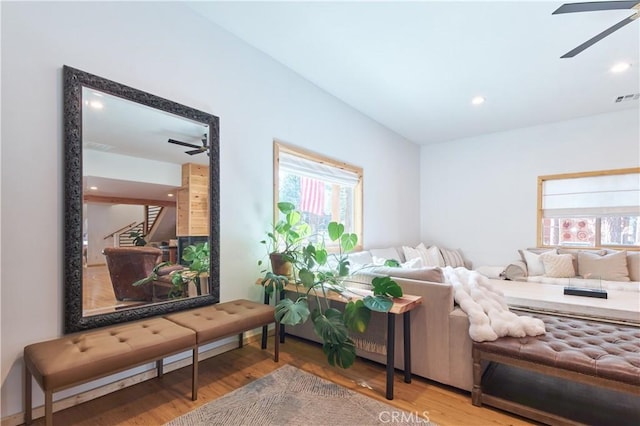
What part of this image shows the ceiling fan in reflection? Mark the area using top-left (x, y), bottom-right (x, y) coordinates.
top-left (168, 134), bottom-right (208, 156)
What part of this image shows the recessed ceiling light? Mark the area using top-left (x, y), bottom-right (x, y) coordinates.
top-left (611, 62), bottom-right (631, 73)
top-left (89, 100), bottom-right (103, 109)
top-left (167, 193), bottom-right (174, 197)
top-left (89, 186), bottom-right (98, 190)
top-left (471, 96), bottom-right (485, 105)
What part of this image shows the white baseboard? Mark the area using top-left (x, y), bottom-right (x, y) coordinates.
top-left (1, 328), bottom-right (271, 426)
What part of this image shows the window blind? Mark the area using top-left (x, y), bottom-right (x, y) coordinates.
top-left (279, 152), bottom-right (360, 187)
top-left (542, 172), bottom-right (640, 216)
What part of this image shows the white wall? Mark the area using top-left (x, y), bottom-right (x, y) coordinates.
top-left (420, 109), bottom-right (640, 267)
top-left (86, 203), bottom-right (145, 265)
top-left (0, 2), bottom-right (419, 417)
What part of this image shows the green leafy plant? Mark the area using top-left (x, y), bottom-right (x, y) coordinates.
top-left (259, 202), bottom-right (311, 277)
top-left (133, 242), bottom-right (209, 299)
top-left (129, 231), bottom-right (147, 246)
top-left (268, 218), bottom-right (403, 369)
top-left (175, 242), bottom-right (209, 296)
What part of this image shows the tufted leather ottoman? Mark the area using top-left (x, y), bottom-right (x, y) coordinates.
top-left (24, 317), bottom-right (197, 426)
top-left (472, 313), bottom-right (640, 424)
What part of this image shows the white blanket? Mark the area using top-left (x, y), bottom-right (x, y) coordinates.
top-left (443, 266), bottom-right (545, 342)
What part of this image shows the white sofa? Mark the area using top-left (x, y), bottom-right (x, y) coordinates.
top-left (285, 245), bottom-right (476, 392)
top-left (503, 247), bottom-right (640, 292)
top-left (284, 244), bottom-right (640, 393)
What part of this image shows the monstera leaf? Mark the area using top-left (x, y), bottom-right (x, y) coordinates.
top-left (312, 308), bottom-right (349, 344)
top-left (322, 339), bottom-right (357, 368)
top-left (343, 300), bottom-right (371, 333)
top-left (312, 308), bottom-right (358, 368)
top-left (275, 298), bottom-right (310, 326)
top-left (371, 276), bottom-right (403, 298)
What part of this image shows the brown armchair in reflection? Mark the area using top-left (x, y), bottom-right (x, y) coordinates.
top-left (103, 247), bottom-right (184, 302)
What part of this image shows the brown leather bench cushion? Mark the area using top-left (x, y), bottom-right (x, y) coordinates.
top-left (474, 314), bottom-right (640, 385)
top-left (164, 299), bottom-right (275, 344)
top-left (24, 317), bottom-right (196, 390)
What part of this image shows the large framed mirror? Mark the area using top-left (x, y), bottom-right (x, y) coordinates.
top-left (64, 66), bottom-right (220, 333)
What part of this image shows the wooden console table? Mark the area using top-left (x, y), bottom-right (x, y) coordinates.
top-left (261, 281), bottom-right (423, 400)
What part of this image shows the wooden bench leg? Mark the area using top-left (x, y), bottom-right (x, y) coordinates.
top-left (45, 390), bottom-right (53, 426)
top-left (472, 347), bottom-right (482, 407)
top-left (24, 362), bottom-right (32, 425)
top-left (238, 332), bottom-right (244, 348)
top-left (192, 347), bottom-right (199, 401)
top-left (156, 359), bottom-right (163, 378)
top-left (274, 321), bottom-right (280, 362)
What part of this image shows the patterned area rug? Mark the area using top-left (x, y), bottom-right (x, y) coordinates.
top-left (166, 364), bottom-right (434, 425)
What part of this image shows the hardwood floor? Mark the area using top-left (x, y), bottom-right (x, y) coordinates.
top-left (82, 265), bottom-right (143, 315)
top-left (43, 336), bottom-right (534, 426)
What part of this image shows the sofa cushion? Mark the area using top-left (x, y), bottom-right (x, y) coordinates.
top-left (369, 266), bottom-right (444, 283)
top-left (540, 252), bottom-right (575, 278)
top-left (577, 250), bottom-right (630, 282)
top-left (628, 252), bottom-right (640, 282)
top-left (519, 248), bottom-right (556, 276)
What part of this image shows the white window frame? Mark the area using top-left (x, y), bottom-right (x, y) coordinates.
top-left (537, 167), bottom-right (640, 249)
top-left (274, 141), bottom-right (363, 251)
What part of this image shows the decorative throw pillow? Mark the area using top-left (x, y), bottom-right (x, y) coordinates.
top-left (439, 247), bottom-right (465, 268)
top-left (401, 257), bottom-right (423, 268)
top-left (558, 248), bottom-right (605, 275)
top-left (402, 246), bottom-right (422, 264)
top-left (369, 247), bottom-right (401, 263)
top-left (347, 250), bottom-right (373, 266)
top-left (504, 261), bottom-right (527, 280)
top-left (519, 249), bottom-right (556, 276)
top-left (628, 252), bottom-right (640, 282)
top-left (416, 243), bottom-right (445, 267)
top-left (540, 252), bottom-right (575, 278)
top-left (577, 250), bottom-right (630, 282)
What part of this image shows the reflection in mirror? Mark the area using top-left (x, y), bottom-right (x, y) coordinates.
top-left (64, 66), bottom-right (220, 333)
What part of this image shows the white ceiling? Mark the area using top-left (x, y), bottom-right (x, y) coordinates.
top-left (82, 88), bottom-right (209, 200)
top-left (188, 0), bottom-right (640, 145)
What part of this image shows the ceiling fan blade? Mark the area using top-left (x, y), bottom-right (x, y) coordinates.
top-left (185, 149), bottom-right (204, 155)
top-left (168, 138), bottom-right (200, 149)
top-left (561, 15), bottom-right (636, 57)
top-left (553, 1), bottom-right (639, 14)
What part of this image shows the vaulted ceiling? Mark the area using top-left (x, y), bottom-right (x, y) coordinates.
top-left (189, 1), bottom-right (639, 145)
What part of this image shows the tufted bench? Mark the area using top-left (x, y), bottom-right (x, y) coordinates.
top-left (472, 313), bottom-right (640, 424)
top-left (24, 317), bottom-right (197, 426)
top-left (24, 299), bottom-right (278, 425)
top-left (165, 299), bottom-right (279, 399)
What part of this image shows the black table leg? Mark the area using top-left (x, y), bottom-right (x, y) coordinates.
top-left (279, 290), bottom-right (286, 343)
top-left (403, 311), bottom-right (411, 383)
top-left (386, 313), bottom-right (395, 400)
top-left (261, 290), bottom-right (269, 349)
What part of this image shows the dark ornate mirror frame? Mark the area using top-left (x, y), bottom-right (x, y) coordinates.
top-left (63, 65), bottom-right (220, 333)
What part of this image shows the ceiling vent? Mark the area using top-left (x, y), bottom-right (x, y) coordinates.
top-left (614, 93), bottom-right (640, 103)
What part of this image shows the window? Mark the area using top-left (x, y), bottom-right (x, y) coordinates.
top-left (538, 168), bottom-right (640, 248)
top-left (274, 141), bottom-right (363, 250)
